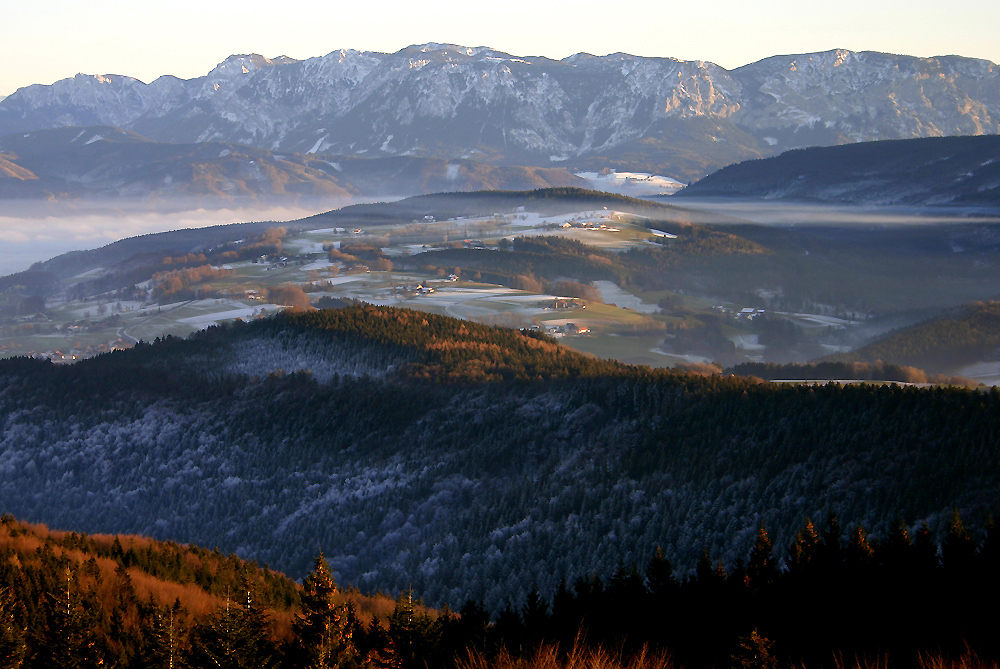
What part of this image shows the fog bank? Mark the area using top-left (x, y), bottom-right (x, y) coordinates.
top-left (666, 198), bottom-right (1000, 226)
top-left (0, 200), bottom-right (341, 276)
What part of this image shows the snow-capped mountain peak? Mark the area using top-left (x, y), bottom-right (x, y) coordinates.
top-left (1, 45), bottom-right (997, 181)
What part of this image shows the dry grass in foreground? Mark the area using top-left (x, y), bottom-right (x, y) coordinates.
top-left (458, 642), bottom-right (999, 669)
top-left (458, 642), bottom-right (673, 669)
top-left (918, 649), bottom-right (1000, 669)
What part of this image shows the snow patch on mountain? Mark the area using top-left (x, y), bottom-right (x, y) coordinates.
top-left (1, 45), bottom-right (997, 174)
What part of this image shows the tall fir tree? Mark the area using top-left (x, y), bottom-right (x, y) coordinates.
top-left (187, 585), bottom-right (277, 669)
top-left (942, 509), bottom-right (977, 576)
top-left (746, 525), bottom-right (777, 591)
top-left (31, 569), bottom-right (102, 669)
top-left (788, 519), bottom-right (820, 573)
top-left (135, 600), bottom-right (183, 669)
top-left (0, 587), bottom-right (25, 669)
top-left (291, 554), bottom-right (357, 669)
top-left (385, 590), bottom-right (440, 669)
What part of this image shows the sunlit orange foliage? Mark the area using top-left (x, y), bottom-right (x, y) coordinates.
top-left (152, 264), bottom-right (234, 300)
top-left (162, 253), bottom-right (209, 266)
top-left (267, 283), bottom-right (313, 310)
top-left (674, 362), bottom-right (723, 376)
top-left (0, 514), bottom-right (421, 642)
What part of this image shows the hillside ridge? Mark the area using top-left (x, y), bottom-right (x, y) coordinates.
top-left (677, 135), bottom-right (1000, 206)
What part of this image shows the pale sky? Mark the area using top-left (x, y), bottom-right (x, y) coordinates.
top-left (2, 0), bottom-right (999, 98)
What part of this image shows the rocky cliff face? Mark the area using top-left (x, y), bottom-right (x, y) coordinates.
top-left (2, 45), bottom-right (998, 180)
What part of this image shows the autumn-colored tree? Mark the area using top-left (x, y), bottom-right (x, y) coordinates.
top-left (268, 283), bottom-right (314, 310)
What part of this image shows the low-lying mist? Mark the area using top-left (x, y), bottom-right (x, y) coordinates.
top-left (0, 198), bottom-right (346, 276)
top-left (669, 197), bottom-right (1000, 226)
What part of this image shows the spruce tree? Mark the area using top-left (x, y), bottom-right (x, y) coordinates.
top-left (520, 590), bottom-right (550, 649)
top-left (291, 554), bottom-right (357, 669)
top-left (0, 587), bottom-right (25, 669)
top-left (187, 586), bottom-right (277, 669)
top-left (819, 514), bottom-right (843, 571)
top-left (746, 525), bottom-right (777, 591)
top-left (879, 520), bottom-right (913, 573)
top-left (913, 521), bottom-right (940, 573)
top-left (788, 519), bottom-right (820, 573)
top-left (386, 590), bottom-right (439, 669)
top-left (135, 602), bottom-right (182, 669)
top-left (645, 547), bottom-right (676, 599)
top-left (942, 509), bottom-right (977, 576)
top-left (732, 629), bottom-right (777, 669)
top-left (846, 526), bottom-right (875, 570)
top-left (32, 569), bottom-right (102, 669)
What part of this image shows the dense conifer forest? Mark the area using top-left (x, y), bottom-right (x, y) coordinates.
top-left (1, 510), bottom-right (997, 669)
top-left (0, 305), bottom-right (996, 620)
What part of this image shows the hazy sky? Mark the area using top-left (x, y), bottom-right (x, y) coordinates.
top-left (2, 0), bottom-right (998, 98)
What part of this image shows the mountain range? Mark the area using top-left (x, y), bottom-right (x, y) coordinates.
top-left (2, 45), bottom-right (998, 181)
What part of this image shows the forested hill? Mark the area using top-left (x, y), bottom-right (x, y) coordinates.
top-left (298, 187), bottom-right (733, 227)
top-left (676, 135), bottom-right (1000, 207)
top-left (0, 514), bottom-right (440, 668)
top-left (0, 306), bottom-right (998, 619)
top-left (828, 300), bottom-right (1000, 374)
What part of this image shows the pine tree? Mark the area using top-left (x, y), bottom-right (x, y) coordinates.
top-left (187, 586), bottom-right (277, 669)
top-left (0, 587), bottom-right (25, 669)
top-left (135, 601), bottom-right (182, 669)
top-left (732, 629), bottom-right (777, 669)
top-left (291, 554), bottom-right (357, 669)
top-left (846, 526), bottom-right (875, 570)
top-left (32, 568), bottom-right (103, 669)
top-left (385, 590), bottom-right (439, 669)
top-left (746, 525), bottom-right (777, 591)
top-left (106, 562), bottom-right (140, 667)
top-left (942, 509), bottom-right (977, 576)
top-left (645, 547), bottom-right (676, 599)
top-left (879, 520), bottom-right (913, 572)
top-left (913, 521), bottom-right (940, 573)
top-left (788, 519), bottom-right (820, 573)
top-left (819, 514), bottom-right (843, 570)
top-left (520, 589), bottom-right (550, 650)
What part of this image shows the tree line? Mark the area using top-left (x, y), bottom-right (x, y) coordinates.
top-left (1, 511), bottom-right (997, 669)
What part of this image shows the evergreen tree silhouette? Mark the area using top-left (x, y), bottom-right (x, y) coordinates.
top-left (187, 585), bottom-right (277, 669)
top-left (746, 525), bottom-right (777, 591)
